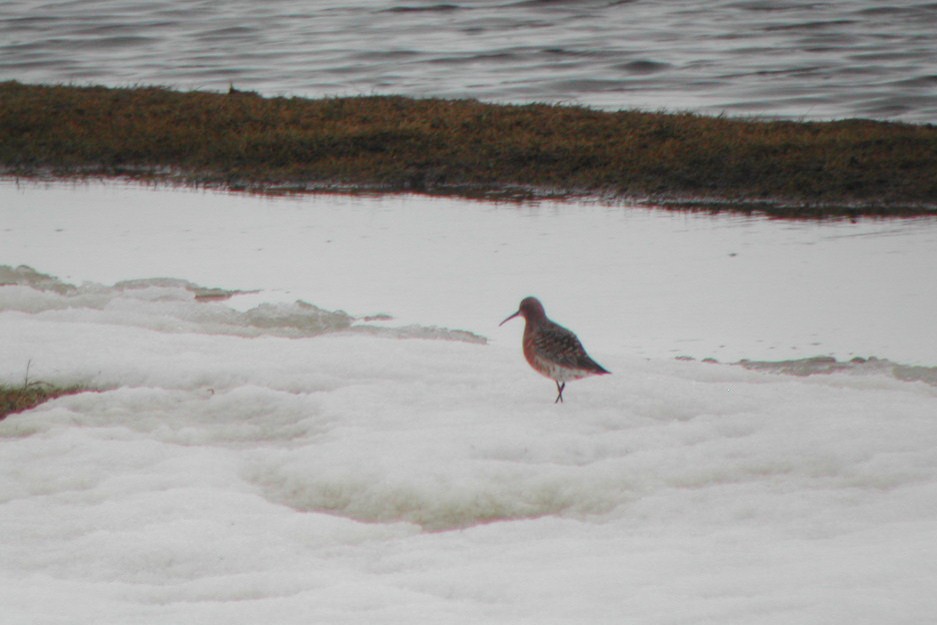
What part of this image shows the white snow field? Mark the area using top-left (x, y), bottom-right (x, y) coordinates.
top-left (2, 181), bottom-right (937, 624)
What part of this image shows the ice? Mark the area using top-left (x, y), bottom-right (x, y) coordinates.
top-left (0, 265), bottom-right (484, 346)
top-left (3, 180), bottom-right (937, 366)
top-left (2, 182), bottom-right (937, 623)
top-left (738, 355), bottom-right (937, 386)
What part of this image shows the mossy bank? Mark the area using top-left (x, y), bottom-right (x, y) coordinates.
top-left (2, 81), bottom-right (936, 217)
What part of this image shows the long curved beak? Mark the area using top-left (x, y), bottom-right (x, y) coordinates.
top-left (499, 310), bottom-right (520, 326)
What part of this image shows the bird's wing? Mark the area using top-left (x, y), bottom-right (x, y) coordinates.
top-left (535, 322), bottom-right (607, 373)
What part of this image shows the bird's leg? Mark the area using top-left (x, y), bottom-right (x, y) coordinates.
top-left (554, 381), bottom-right (565, 403)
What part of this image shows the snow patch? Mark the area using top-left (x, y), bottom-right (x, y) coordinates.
top-left (0, 265), bottom-right (484, 343)
top-left (2, 183), bottom-right (936, 622)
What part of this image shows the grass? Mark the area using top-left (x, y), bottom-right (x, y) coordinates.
top-left (2, 81), bottom-right (937, 216)
top-left (0, 383), bottom-right (85, 420)
top-left (0, 360), bottom-right (85, 420)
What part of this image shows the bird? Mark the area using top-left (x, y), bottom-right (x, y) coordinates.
top-left (500, 296), bottom-right (609, 403)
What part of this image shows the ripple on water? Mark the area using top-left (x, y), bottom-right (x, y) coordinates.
top-left (0, 0), bottom-right (935, 121)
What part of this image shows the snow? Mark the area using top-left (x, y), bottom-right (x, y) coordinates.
top-left (2, 180), bottom-right (937, 624)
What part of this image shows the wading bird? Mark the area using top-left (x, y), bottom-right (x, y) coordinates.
top-left (500, 296), bottom-right (609, 402)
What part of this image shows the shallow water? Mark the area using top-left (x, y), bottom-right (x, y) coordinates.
top-left (2, 0), bottom-right (936, 122)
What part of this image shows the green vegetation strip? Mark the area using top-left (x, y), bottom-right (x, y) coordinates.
top-left (2, 81), bottom-right (936, 216)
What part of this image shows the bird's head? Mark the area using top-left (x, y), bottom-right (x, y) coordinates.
top-left (499, 296), bottom-right (546, 326)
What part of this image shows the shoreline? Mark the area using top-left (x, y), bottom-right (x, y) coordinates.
top-left (2, 81), bottom-right (936, 218)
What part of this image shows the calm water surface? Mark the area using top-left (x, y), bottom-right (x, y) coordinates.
top-left (2, 0), bottom-right (936, 122)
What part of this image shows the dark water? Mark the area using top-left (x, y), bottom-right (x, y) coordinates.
top-left (2, 0), bottom-right (936, 122)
